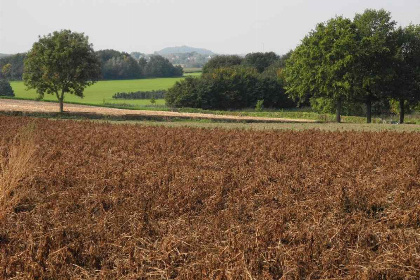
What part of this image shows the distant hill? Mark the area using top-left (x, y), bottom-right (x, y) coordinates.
top-left (156, 46), bottom-right (215, 56)
top-left (0, 53), bottom-right (11, 58)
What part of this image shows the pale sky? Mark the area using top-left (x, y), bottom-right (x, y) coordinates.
top-left (1, 0), bottom-right (419, 55)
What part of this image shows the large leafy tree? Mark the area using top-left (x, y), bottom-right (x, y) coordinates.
top-left (285, 16), bottom-right (358, 122)
top-left (388, 25), bottom-right (420, 123)
top-left (24, 30), bottom-right (101, 113)
top-left (352, 9), bottom-right (397, 123)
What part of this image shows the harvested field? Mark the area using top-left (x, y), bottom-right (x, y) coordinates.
top-left (0, 116), bottom-right (420, 279)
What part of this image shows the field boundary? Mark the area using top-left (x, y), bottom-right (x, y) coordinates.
top-left (0, 99), bottom-right (318, 123)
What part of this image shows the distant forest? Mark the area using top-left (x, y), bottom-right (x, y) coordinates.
top-left (0, 50), bottom-right (183, 81)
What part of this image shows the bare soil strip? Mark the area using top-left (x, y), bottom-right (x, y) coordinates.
top-left (0, 99), bottom-right (316, 123)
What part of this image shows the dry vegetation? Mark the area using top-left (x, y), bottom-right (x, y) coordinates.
top-left (0, 116), bottom-right (419, 279)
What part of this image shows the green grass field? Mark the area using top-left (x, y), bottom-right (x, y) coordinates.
top-left (9, 78), bottom-right (185, 107)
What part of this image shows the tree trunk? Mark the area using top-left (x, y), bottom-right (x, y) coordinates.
top-left (336, 98), bottom-right (342, 123)
top-left (399, 98), bottom-right (405, 124)
top-left (366, 97), bottom-right (372, 124)
top-left (59, 98), bottom-right (64, 113)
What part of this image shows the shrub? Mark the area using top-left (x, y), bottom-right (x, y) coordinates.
top-left (112, 90), bottom-right (166, 100)
top-left (166, 66), bottom-right (296, 110)
top-left (0, 79), bottom-right (14, 97)
top-left (255, 100), bottom-right (264, 112)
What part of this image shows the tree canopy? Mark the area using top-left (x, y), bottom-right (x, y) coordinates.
top-left (388, 24), bottom-right (420, 123)
top-left (202, 55), bottom-right (243, 73)
top-left (23, 30), bottom-right (101, 112)
top-left (284, 9), bottom-right (419, 123)
top-left (166, 66), bottom-right (294, 110)
top-left (143, 55), bottom-right (183, 78)
top-left (351, 9), bottom-right (397, 123)
top-left (242, 52), bottom-right (280, 73)
top-left (284, 16), bottom-right (358, 122)
top-left (96, 50), bottom-right (142, 80)
top-left (0, 53), bottom-right (26, 80)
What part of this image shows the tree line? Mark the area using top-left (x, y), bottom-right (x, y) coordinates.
top-left (167, 9), bottom-right (420, 123)
top-left (166, 52), bottom-right (294, 110)
top-left (284, 9), bottom-right (420, 123)
top-left (0, 50), bottom-right (183, 81)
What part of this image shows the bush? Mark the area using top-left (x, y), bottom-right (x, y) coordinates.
top-left (0, 79), bottom-right (14, 97)
top-left (166, 67), bottom-right (296, 110)
top-left (112, 90), bottom-right (166, 100)
top-left (255, 100), bottom-right (264, 112)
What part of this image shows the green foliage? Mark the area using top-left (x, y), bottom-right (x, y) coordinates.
top-left (0, 53), bottom-right (26, 80)
top-left (166, 66), bottom-right (295, 110)
top-left (202, 55), bottom-right (243, 73)
top-left (112, 90), bottom-right (166, 100)
top-left (150, 96), bottom-right (156, 105)
top-left (310, 97), bottom-right (365, 116)
top-left (387, 24), bottom-right (420, 121)
top-left (255, 100), bottom-right (264, 112)
top-left (351, 9), bottom-right (397, 122)
top-left (285, 16), bottom-right (357, 108)
top-left (23, 30), bottom-right (101, 112)
top-left (165, 76), bottom-right (204, 108)
top-left (0, 79), bottom-right (15, 96)
top-left (144, 55), bottom-right (183, 78)
top-left (96, 50), bottom-right (142, 80)
top-left (242, 52), bottom-right (280, 73)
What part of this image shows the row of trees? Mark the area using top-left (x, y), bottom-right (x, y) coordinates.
top-left (97, 50), bottom-right (183, 79)
top-left (284, 9), bottom-right (420, 123)
top-left (0, 50), bottom-right (183, 81)
top-left (202, 52), bottom-right (290, 74)
top-left (168, 9), bottom-right (420, 123)
top-left (0, 53), bottom-right (25, 80)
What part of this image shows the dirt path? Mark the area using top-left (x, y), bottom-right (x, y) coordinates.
top-left (0, 99), bottom-right (316, 123)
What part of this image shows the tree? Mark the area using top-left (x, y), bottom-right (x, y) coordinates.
top-left (23, 30), bottom-right (101, 113)
top-left (352, 9), bottom-right (397, 123)
top-left (285, 16), bottom-right (358, 123)
top-left (96, 50), bottom-right (141, 80)
top-left (2, 63), bottom-right (12, 79)
top-left (166, 66), bottom-right (295, 110)
top-left (144, 55), bottom-right (183, 78)
top-left (138, 57), bottom-right (148, 76)
top-left (0, 80), bottom-right (14, 97)
top-left (202, 55), bottom-right (243, 73)
top-left (0, 53), bottom-right (26, 80)
top-left (242, 52), bottom-right (280, 73)
top-left (0, 62), bottom-right (15, 97)
top-left (388, 25), bottom-right (420, 123)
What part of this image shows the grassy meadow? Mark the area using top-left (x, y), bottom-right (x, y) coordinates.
top-left (9, 77), bottom-right (184, 107)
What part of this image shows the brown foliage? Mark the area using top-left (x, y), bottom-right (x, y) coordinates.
top-left (0, 116), bottom-right (419, 279)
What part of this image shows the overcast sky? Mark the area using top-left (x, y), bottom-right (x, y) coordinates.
top-left (1, 0), bottom-right (419, 55)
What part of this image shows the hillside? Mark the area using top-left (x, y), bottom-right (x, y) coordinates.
top-left (156, 45), bottom-right (215, 56)
top-left (0, 53), bottom-right (11, 58)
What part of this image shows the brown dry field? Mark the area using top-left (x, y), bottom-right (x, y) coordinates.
top-left (1, 116), bottom-right (420, 279)
top-left (0, 99), bottom-right (316, 123)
